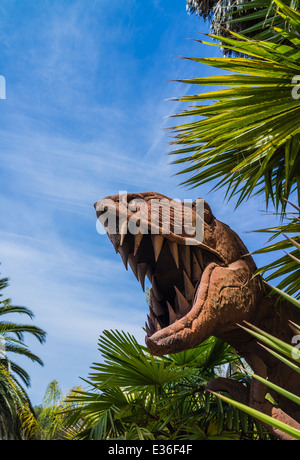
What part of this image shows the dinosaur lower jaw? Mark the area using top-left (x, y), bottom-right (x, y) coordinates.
top-left (145, 293), bottom-right (201, 356)
top-left (113, 230), bottom-right (223, 354)
top-left (145, 261), bottom-right (218, 356)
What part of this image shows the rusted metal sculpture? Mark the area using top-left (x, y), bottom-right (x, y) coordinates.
top-left (95, 192), bottom-right (300, 439)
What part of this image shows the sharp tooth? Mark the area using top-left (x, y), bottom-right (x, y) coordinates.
top-left (167, 302), bottom-right (177, 324)
top-left (118, 241), bottom-right (129, 270)
top-left (146, 266), bottom-right (153, 283)
top-left (179, 245), bottom-right (191, 278)
top-left (151, 235), bottom-right (164, 262)
top-left (155, 317), bottom-right (162, 331)
top-left (145, 322), bottom-right (152, 337)
top-left (134, 233), bottom-right (143, 256)
top-left (137, 263), bottom-right (147, 291)
top-left (192, 251), bottom-right (202, 282)
top-left (174, 286), bottom-right (190, 317)
top-left (151, 277), bottom-right (164, 301)
top-left (194, 248), bottom-right (204, 269)
top-left (183, 271), bottom-right (195, 302)
top-left (119, 221), bottom-right (128, 246)
top-left (147, 314), bottom-right (155, 335)
top-left (128, 254), bottom-right (139, 280)
top-left (108, 234), bottom-right (119, 254)
top-left (150, 290), bottom-right (164, 316)
top-left (149, 305), bottom-right (164, 331)
top-left (149, 308), bottom-right (155, 323)
top-left (167, 240), bottom-right (179, 268)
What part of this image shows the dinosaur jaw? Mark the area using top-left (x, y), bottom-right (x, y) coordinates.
top-left (113, 230), bottom-right (224, 355)
top-left (145, 261), bottom-right (218, 356)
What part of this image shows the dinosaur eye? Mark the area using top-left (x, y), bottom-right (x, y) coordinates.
top-left (204, 202), bottom-right (212, 223)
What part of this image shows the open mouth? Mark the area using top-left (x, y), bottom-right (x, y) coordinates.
top-left (115, 230), bottom-right (223, 339)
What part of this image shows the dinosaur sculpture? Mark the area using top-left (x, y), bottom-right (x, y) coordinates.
top-left (95, 191), bottom-right (300, 440)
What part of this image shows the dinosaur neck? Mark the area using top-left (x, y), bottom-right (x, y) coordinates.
top-left (217, 292), bottom-right (300, 385)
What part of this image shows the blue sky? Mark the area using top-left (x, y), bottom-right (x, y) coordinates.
top-left (0, 0), bottom-right (282, 405)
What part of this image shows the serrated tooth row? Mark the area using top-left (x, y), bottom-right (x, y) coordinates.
top-left (117, 226), bottom-right (203, 328)
top-left (167, 241), bottom-right (204, 280)
top-left (146, 296), bottom-right (164, 336)
top-left (145, 319), bottom-right (155, 337)
top-left (166, 285), bottom-right (192, 326)
top-left (119, 232), bottom-right (166, 264)
top-left (146, 274), bottom-right (195, 336)
top-left (118, 231), bottom-right (204, 280)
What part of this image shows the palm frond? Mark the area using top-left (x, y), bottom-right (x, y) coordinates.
top-left (186, 0), bottom-right (300, 53)
top-left (65, 329), bottom-right (267, 440)
top-left (253, 202), bottom-right (300, 298)
top-left (171, 1), bottom-right (300, 212)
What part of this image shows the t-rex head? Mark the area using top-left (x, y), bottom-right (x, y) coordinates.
top-left (95, 192), bottom-right (263, 356)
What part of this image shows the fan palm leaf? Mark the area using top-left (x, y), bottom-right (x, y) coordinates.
top-left (65, 330), bottom-right (268, 440)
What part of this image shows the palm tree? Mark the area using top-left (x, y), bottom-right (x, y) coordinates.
top-left (172, 0), bottom-right (300, 214)
top-left (0, 276), bottom-right (46, 386)
top-left (35, 380), bottom-right (84, 440)
top-left (0, 273), bottom-right (46, 439)
top-left (65, 329), bottom-right (268, 440)
top-left (178, 0), bottom-right (300, 437)
top-left (186, 0), bottom-right (300, 46)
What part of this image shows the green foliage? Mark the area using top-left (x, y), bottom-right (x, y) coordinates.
top-left (253, 202), bottom-right (300, 298)
top-left (0, 276), bottom-right (46, 387)
top-left (213, 289), bottom-right (300, 439)
top-left (35, 379), bottom-right (85, 440)
top-left (65, 330), bottom-right (268, 440)
top-left (172, 0), bottom-right (300, 213)
top-left (0, 273), bottom-right (46, 439)
top-left (0, 362), bottom-right (38, 439)
top-left (183, 0), bottom-right (300, 439)
top-left (186, 0), bottom-right (300, 46)
top-left (225, 0), bottom-right (300, 42)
